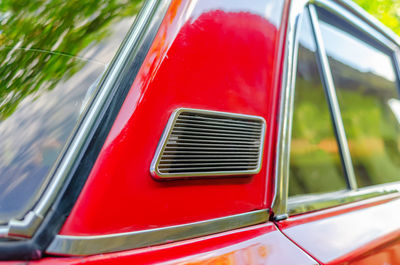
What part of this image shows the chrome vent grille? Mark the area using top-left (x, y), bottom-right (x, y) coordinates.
top-left (151, 108), bottom-right (266, 178)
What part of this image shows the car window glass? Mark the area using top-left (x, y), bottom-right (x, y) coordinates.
top-left (289, 12), bottom-right (347, 197)
top-left (0, 0), bottom-right (145, 224)
top-left (319, 18), bottom-right (400, 187)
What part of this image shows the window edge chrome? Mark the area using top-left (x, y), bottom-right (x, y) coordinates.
top-left (313, 0), bottom-right (400, 49)
top-left (1, 0), bottom-right (171, 239)
top-left (271, 0), bottom-right (308, 219)
top-left (288, 182), bottom-right (400, 215)
top-left (150, 108), bottom-right (266, 179)
top-left (46, 209), bottom-right (269, 256)
top-left (393, 50), bottom-right (400, 95)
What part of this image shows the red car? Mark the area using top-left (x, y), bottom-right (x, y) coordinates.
top-left (1, 0), bottom-right (400, 264)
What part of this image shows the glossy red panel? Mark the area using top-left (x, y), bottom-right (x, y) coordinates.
top-left (31, 224), bottom-right (318, 265)
top-left (278, 195), bottom-right (400, 265)
top-left (60, 0), bottom-right (288, 235)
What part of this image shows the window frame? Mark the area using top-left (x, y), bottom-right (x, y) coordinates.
top-left (272, 0), bottom-right (400, 220)
top-left (0, 0), bottom-right (171, 250)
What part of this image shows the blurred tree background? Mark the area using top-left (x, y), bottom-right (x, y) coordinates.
top-left (0, 0), bottom-right (142, 120)
top-left (354, 0), bottom-right (400, 36)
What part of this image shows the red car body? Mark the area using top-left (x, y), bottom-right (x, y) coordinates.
top-left (1, 0), bottom-right (400, 264)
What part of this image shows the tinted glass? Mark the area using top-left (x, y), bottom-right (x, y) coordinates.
top-left (320, 19), bottom-right (400, 187)
top-left (289, 13), bottom-right (346, 197)
top-left (0, 0), bottom-right (144, 223)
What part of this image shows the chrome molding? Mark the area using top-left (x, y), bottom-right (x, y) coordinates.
top-left (393, 50), bottom-right (400, 93)
top-left (308, 4), bottom-right (357, 190)
top-left (46, 209), bottom-right (269, 256)
top-left (1, 0), bottom-right (171, 238)
top-left (312, 0), bottom-right (396, 51)
top-left (271, 0), bottom-right (308, 219)
top-left (313, 0), bottom-right (400, 50)
top-left (150, 108), bottom-right (266, 178)
top-left (288, 182), bottom-right (400, 215)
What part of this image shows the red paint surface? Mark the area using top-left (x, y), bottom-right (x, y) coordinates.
top-left (278, 195), bottom-right (400, 265)
top-left (32, 224), bottom-right (318, 265)
top-left (60, 0), bottom-right (287, 236)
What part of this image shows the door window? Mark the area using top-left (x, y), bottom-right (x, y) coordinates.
top-left (319, 15), bottom-right (400, 187)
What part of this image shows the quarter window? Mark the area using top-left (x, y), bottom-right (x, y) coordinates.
top-left (289, 11), bottom-right (347, 197)
top-left (0, 0), bottom-right (144, 224)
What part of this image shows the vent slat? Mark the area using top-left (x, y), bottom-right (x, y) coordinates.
top-left (158, 162), bottom-right (258, 167)
top-left (158, 165), bottom-right (258, 172)
top-left (167, 138), bottom-right (256, 145)
top-left (171, 126), bottom-right (261, 136)
top-left (178, 114), bottom-right (260, 126)
top-left (161, 154), bottom-right (258, 158)
top-left (172, 130), bottom-right (260, 139)
top-left (165, 142), bottom-right (259, 147)
top-left (176, 117), bottom-right (262, 129)
top-left (164, 150), bottom-right (258, 155)
top-left (160, 158), bottom-right (259, 162)
top-left (175, 121), bottom-right (261, 133)
top-left (164, 147), bottom-right (260, 151)
top-left (169, 134), bottom-right (259, 142)
top-left (152, 109), bottom-right (265, 177)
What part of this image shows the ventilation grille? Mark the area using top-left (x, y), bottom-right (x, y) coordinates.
top-left (151, 108), bottom-right (266, 178)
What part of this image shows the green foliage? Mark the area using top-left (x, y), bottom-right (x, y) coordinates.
top-left (353, 0), bottom-right (400, 36)
top-left (0, 0), bottom-right (143, 120)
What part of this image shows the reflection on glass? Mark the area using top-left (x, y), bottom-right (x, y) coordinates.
top-left (388, 98), bottom-right (400, 124)
top-left (0, 53), bottom-right (104, 223)
top-left (0, 0), bottom-right (145, 224)
top-left (320, 20), bottom-right (400, 187)
top-left (289, 13), bottom-right (346, 197)
top-left (191, 0), bottom-right (285, 27)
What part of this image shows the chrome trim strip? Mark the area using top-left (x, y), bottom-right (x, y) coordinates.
top-left (3, 0), bottom-right (171, 238)
top-left (392, 50), bottom-right (400, 121)
top-left (46, 209), bottom-right (269, 256)
top-left (150, 108), bottom-right (266, 178)
top-left (271, 0), bottom-right (308, 218)
top-left (313, 0), bottom-right (400, 49)
top-left (288, 182), bottom-right (400, 215)
top-left (312, 0), bottom-right (397, 51)
top-left (393, 50), bottom-right (400, 92)
top-left (308, 4), bottom-right (357, 190)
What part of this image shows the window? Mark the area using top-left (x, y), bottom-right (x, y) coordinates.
top-left (0, 54), bottom-right (104, 223)
top-left (0, 0), bottom-right (143, 224)
top-left (289, 11), bottom-right (347, 197)
top-left (319, 13), bottom-right (400, 188)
